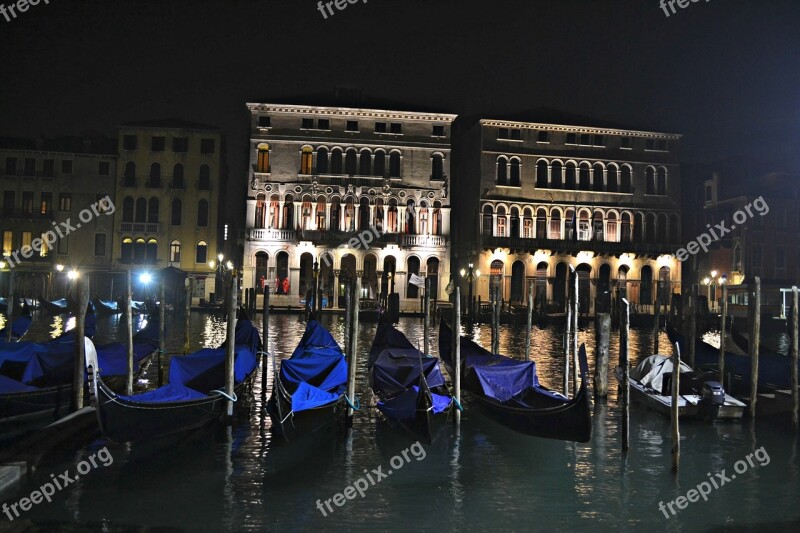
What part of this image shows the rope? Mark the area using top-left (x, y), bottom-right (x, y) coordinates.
top-left (211, 390), bottom-right (238, 402)
top-left (452, 396), bottom-right (464, 412)
top-left (344, 394), bottom-right (361, 411)
top-left (280, 410), bottom-right (294, 424)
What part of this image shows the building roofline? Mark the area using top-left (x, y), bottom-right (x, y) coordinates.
top-left (246, 103), bottom-right (458, 123)
top-left (478, 119), bottom-right (681, 140)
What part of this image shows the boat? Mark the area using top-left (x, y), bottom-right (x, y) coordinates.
top-left (93, 298), bottom-right (121, 316)
top-left (439, 320), bottom-right (592, 442)
top-left (267, 320), bottom-right (348, 441)
top-left (87, 314), bottom-right (261, 443)
top-left (614, 354), bottom-right (746, 420)
top-left (368, 322), bottom-right (454, 444)
top-left (0, 316), bottom-right (159, 423)
top-left (359, 299), bottom-right (382, 323)
top-left (38, 298), bottom-right (70, 315)
top-left (0, 308), bottom-right (33, 342)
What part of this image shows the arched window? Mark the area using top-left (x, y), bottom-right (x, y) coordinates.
top-left (145, 239), bottom-right (158, 264)
top-left (509, 158), bottom-right (521, 186)
top-left (523, 207), bottom-right (533, 238)
top-left (482, 205), bottom-right (493, 236)
top-left (387, 199), bottom-right (398, 233)
top-left (606, 212), bottom-right (618, 242)
top-left (316, 147), bottom-right (328, 174)
top-left (536, 160), bottom-right (548, 188)
top-left (407, 256), bottom-right (421, 299)
top-left (607, 164), bottom-right (619, 192)
top-left (195, 241), bottom-right (208, 264)
top-left (330, 197), bottom-right (341, 231)
top-left (657, 213), bottom-right (668, 243)
top-left (593, 211), bottom-right (604, 241)
top-left (359, 197), bottom-right (370, 231)
top-left (621, 212), bottom-right (632, 242)
top-left (551, 161), bottom-right (563, 188)
top-left (565, 162), bottom-right (577, 190)
top-left (579, 163), bottom-right (591, 190)
top-left (257, 143), bottom-right (270, 173)
top-left (255, 194), bottom-right (265, 229)
top-left (634, 212), bottom-right (644, 242)
top-left (645, 213), bottom-right (657, 241)
top-left (171, 199), bottom-right (182, 226)
top-left (122, 197), bottom-right (134, 222)
top-left (497, 157), bottom-right (508, 185)
top-left (331, 149), bottom-right (343, 174)
top-left (301, 146), bottom-right (313, 174)
top-left (170, 240), bottom-right (181, 263)
top-left (593, 163), bottom-right (605, 191)
top-left (148, 197), bottom-right (159, 223)
top-left (283, 194), bottom-right (294, 229)
top-left (578, 209), bottom-right (591, 241)
top-left (640, 265), bottom-right (653, 305)
top-left (496, 206), bottom-right (507, 237)
top-left (536, 208), bottom-right (547, 238)
top-left (389, 152), bottom-right (401, 177)
top-left (172, 164), bottom-right (184, 188)
top-left (135, 198), bottom-right (147, 223)
top-left (124, 162), bottom-right (136, 186)
top-left (657, 167), bottom-right (667, 195)
top-left (374, 150), bottom-right (386, 177)
top-left (316, 196), bottom-right (326, 230)
top-left (432, 154), bottom-right (444, 180)
top-left (419, 201), bottom-right (429, 235)
top-left (345, 149), bottom-right (357, 175)
top-left (197, 199), bottom-right (208, 227)
top-left (121, 237), bottom-right (133, 263)
top-left (149, 163), bottom-right (161, 187)
top-left (549, 210), bottom-right (562, 239)
top-left (344, 197), bottom-right (355, 231)
top-left (432, 201), bottom-right (442, 236)
top-left (510, 207), bottom-right (520, 237)
top-left (199, 165), bottom-right (211, 190)
top-left (646, 167), bottom-right (656, 195)
top-left (670, 214), bottom-right (679, 241)
top-left (359, 149), bottom-right (372, 176)
top-left (621, 166), bottom-right (632, 193)
top-left (133, 238), bottom-right (146, 264)
top-left (405, 199), bottom-right (416, 234)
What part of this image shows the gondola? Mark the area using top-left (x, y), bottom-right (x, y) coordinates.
top-left (0, 307), bottom-right (33, 342)
top-left (38, 298), bottom-right (70, 315)
top-left (439, 320), bottom-right (592, 442)
top-left (0, 315), bottom-right (158, 423)
top-left (93, 298), bottom-right (121, 316)
top-left (87, 314), bottom-right (261, 443)
top-left (368, 322), bottom-right (454, 444)
top-left (267, 319), bottom-right (348, 441)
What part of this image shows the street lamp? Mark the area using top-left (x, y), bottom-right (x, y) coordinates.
top-left (67, 269), bottom-right (79, 281)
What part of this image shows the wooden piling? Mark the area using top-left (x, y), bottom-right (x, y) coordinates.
top-left (158, 276), bottom-right (166, 387)
top-left (750, 277), bottom-right (761, 416)
top-left (653, 288), bottom-right (661, 354)
top-left (424, 277), bottom-right (430, 355)
top-left (346, 278), bottom-right (360, 420)
top-left (564, 272), bottom-right (572, 397)
top-left (620, 298), bottom-right (630, 452)
top-left (224, 274), bottom-right (237, 418)
top-left (454, 286), bottom-right (462, 426)
top-left (572, 266), bottom-right (579, 396)
top-left (688, 284), bottom-right (697, 369)
top-left (261, 286), bottom-right (270, 402)
top-left (344, 282), bottom-right (352, 355)
top-left (594, 313), bottom-right (611, 399)
top-left (671, 342), bottom-right (681, 472)
top-left (72, 277), bottom-right (89, 411)
top-left (792, 286), bottom-right (798, 429)
top-left (719, 282), bottom-right (728, 389)
top-left (125, 271), bottom-right (134, 395)
top-left (6, 272), bottom-right (14, 342)
top-left (525, 281), bottom-right (533, 361)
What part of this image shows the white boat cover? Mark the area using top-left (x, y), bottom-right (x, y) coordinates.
top-left (630, 354), bottom-right (693, 392)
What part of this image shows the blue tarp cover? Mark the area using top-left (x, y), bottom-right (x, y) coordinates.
top-left (372, 348), bottom-right (446, 398)
top-left (368, 322), bottom-right (416, 367)
top-left (0, 315), bottom-right (32, 340)
top-left (377, 385), bottom-right (451, 421)
top-left (280, 320), bottom-right (347, 413)
top-left (0, 374), bottom-right (38, 393)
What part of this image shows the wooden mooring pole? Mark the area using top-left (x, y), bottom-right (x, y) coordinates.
top-left (225, 274), bottom-right (237, 418)
top-left (454, 286), bottom-right (462, 426)
top-left (653, 289), bottom-right (661, 354)
top-left (6, 272), bottom-right (14, 342)
top-left (125, 270), bottom-right (134, 395)
top-left (621, 298), bottom-right (630, 452)
top-left (525, 281), bottom-right (533, 361)
top-left (594, 313), bottom-right (611, 399)
top-left (424, 277), bottom-right (430, 355)
top-left (719, 282), bottom-right (728, 390)
top-left (158, 276), bottom-right (166, 387)
top-left (261, 286), bottom-right (270, 402)
top-left (344, 282), bottom-right (352, 356)
top-left (72, 276), bottom-right (89, 411)
top-left (792, 286), bottom-right (798, 429)
top-left (688, 284), bottom-right (697, 369)
top-left (672, 342), bottom-right (681, 472)
top-left (184, 277), bottom-right (192, 354)
top-left (571, 266), bottom-right (579, 396)
top-left (564, 272), bottom-right (572, 397)
top-left (346, 278), bottom-right (360, 421)
top-left (750, 277), bottom-right (761, 416)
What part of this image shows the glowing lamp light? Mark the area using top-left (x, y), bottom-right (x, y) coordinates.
top-left (67, 270), bottom-right (79, 280)
top-left (139, 272), bottom-right (153, 284)
top-left (460, 268), bottom-right (466, 277)
top-left (218, 253), bottom-right (224, 263)
top-left (711, 270), bottom-right (718, 278)
top-left (226, 261), bottom-right (233, 270)
top-left (475, 270), bottom-right (481, 277)
top-left (0, 261), bottom-right (5, 269)
top-left (703, 277), bottom-right (711, 286)
top-left (55, 264), bottom-right (64, 272)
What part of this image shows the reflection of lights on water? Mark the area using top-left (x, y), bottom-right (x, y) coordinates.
top-left (51, 315), bottom-right (65, 339)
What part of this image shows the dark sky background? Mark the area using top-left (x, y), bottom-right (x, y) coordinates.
top-left (1, 0), bottom-right (799, 213)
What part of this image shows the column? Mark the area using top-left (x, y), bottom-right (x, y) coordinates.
top-left (325, 202), bottom-right (331, 231)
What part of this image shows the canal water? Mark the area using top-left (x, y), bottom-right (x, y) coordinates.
top-left (3, 312), bottom-right (799, 531)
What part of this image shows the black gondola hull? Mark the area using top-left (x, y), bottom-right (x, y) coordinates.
top-left (267, 377), bottom-right (346, 441)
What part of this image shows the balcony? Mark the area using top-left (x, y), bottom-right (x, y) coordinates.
top-left (316, 174), bottom-right (386, 188)
top-left (482, 235), bottom-right (681, 256)
top-left (402, 234), bottom-right (447, 247)
top-left (119, 222), bottom-right (160, 233)
top-left (249, 228), bottom-right (296, 242)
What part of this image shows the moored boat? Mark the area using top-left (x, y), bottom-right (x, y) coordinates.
top-left (93, 298), bottom-right (121, 316)
top-left (439, 320), bottom-right (591, 442)
top-left (0, 308), bottom-right (33, 342)
top-left (38, 298), bottom-right (70, 315)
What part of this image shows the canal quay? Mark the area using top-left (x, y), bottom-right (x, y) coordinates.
top-left (1, 311), bottom-right (798, 532)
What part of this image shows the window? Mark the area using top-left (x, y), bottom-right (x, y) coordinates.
top-left (148, 163), bottom-right (161, 187)
top-left (657, 167), bottom-right (667, 195)
top-left (257, 143), bottom-right (270, 173)
top-left (57, 235), bottom-right (68, 255)
top-left (40, 192), bottom-right (52, 214)
top-left (59, 193), bottom-right (71, 211)
top-left (510, 129), bottom-right (521, 140)
top-left (593, 135), bottom-right (605, 147)
top-left (151, 136), bottom-right (165, 151)
top-left (133, 238), bottom-right (145, 263)
top-left (200, 138), bottom-right (215, 154)
top-left (197, 199), bottom-right (209, 226)
top-left (171, 164), bottom-right (184, 188)
top-left (497, 157), bottom-right (508, 185)
top-left (198, 165), bottom-right (211, 190)
top-left (646, 139), bottom-right (669, 151)
top-left (301, 147), bottom-right (313, 174)
top-left (145, 239), bottom-right (158, 264)
top-left (2, 231), bottom-right (12, 256)
top-left (373, 151), bottom-right (385, 177)
top-left (24, 158), bottom-right (35, 176)
top-left (42, 159), bottom-right (55, 177)
top-left (123, 135), bottom-right (137, 150)
top-left (537, 131), bottom-right (549, 143)
top-left (359, 150), bottom-right (371, 176)
top-left (705, 185), bottom-right (712, 202)
top-left (580, 134), bottom-right (591, 146)
top-left (646, 167), bottom-right (656, 195)
top-left (98, 161), bottom-right (110, 175)
top-left (566, 133), bottom-right (577, 145)
top-left (21, 231), bottom-right (31, 251)
top-left (509, 158), bottom-right (521, 186)
top-left (375, 122), bottom-right (387, 133)
top-left (39, 232), bottom-right (48, 257)
top-left (431, 154), bottom-right (444, 180)
top-left (124, 162), bottom-right (136, 186)
top-left (258, 116), bottom-right (271, 128)
top-left (94, 234), bottom-right (106, 256)
top-left (170, 240), bottom-right (181, 262)
top-left (318, 119), bottom-right (330, 130)
top-left (620, 136), bottom-right (631, 149)
top-left (172, 137), bottom-right (188, 152)
top-left (432, 125), bottom-right (445, 137)
top-left (148, 197), bottom-right (159, 223)
top-left (196, 241), bottom-right (208, 263)
top-left (121, 237), bottom-right (133, 263)
top-left (5, 157), bottom-right (17, 175)
top-left (317, 147), bottom-right (328, 174)
top-left (301, 118), bottom-right (314, 129)
top-left (390, 123), bottom-right (402, 134)
top-left (345, 149), bottom-right (357, 175)
top-left (346, 120), bottom-right (359, 132)
top-left (3, 190), bottom-right (14, 211)
top-left (22, 191), bottom-right (33, 213)
top-left (389, 152), bottom-right (402, 178)
top-left (95, 194), bottom-right (110, 213)
top-left (498, 128), bottom-right (509, 139)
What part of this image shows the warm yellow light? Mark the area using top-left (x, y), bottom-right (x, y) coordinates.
top-left (55, 264), bottom-right (64, 272)
top-left (711, 270), bottom-right (718, 278)
top-left (459, 268), bottom-right (466, 277)
top-left (218, 253), bottom-right (224, 262)
top-left (0, 261), bottom-right (5, 269)
top-left (67, 270), bottom-right (79, 280)
top-left (226, 261), bottom-right (233, 270)
top-left (703, 277), bottom-right (711, 285)
top-left (209, 261), bottom-right (215, 269)
top-left (475, 270), bottom-right (481, 277)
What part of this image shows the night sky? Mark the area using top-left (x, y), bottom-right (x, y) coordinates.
top-left (2, 0), bottom-right (798, 199)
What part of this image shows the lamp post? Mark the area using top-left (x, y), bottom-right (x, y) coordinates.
top-left (703, 276), bottom-right (711, 311)
top-left (460, 268), bottom-right (466, 316)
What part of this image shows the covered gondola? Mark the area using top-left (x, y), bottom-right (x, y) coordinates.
top-left (267, 320), bottom-right (348, 441)
top-left (0, 307), bottom-right (33, 342)
top-left (93, 298), bottom-right (121, 316)
top-left (439, 320), bottom-right (591, 442)
top-left (38, 298), bottom-right (70, 316)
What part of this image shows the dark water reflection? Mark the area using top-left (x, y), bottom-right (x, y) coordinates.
top-left (4, 311), bottom-right (800, 531)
